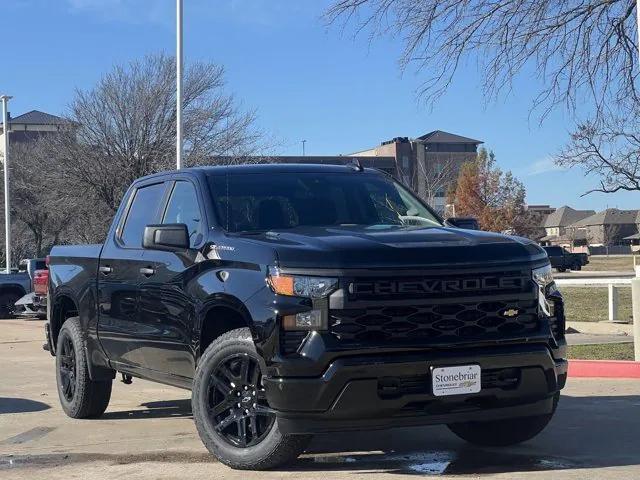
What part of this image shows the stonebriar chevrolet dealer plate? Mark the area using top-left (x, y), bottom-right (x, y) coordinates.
top-left (432, 365), bottom-right (481, 396)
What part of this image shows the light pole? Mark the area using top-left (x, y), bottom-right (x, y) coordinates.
top-left (176, 0), bottom-right (183, 170)
top-left (1, 95), bottom-right (12, 273)
top-left (302, 140), bottom-right (306, 156)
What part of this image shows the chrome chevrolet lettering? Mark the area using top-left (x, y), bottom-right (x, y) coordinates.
top-left (350, 276), bottom-right (526, 295)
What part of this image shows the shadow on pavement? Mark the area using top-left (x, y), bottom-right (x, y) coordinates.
top-left (0, 397), bottom-right (50, 415)
top-left (285, 393), bottom-right (640, 475)
top-left (99, 399), bottom-right (192, 420)
top-left (15, 393), bottom-right (638, 475)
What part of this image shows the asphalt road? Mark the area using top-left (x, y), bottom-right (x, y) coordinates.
top-left (1, 319), bottom-right (640, 479)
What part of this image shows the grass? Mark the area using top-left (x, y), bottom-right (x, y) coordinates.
top-left (560, 286), bottom-right (633, 323)
top-left (568, 343), bottom-right (635, 361)
top-left (582, 255), bottom-right (635, 272)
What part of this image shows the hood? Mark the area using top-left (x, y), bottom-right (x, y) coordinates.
top-left (239, 225), bottom-right (546, 270)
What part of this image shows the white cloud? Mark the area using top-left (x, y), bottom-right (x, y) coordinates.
top-left (527, 157), bottom-right (566, 176)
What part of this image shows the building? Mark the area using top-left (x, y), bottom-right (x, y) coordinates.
top-left (349, 131), bottom-right (483, 213)
top-left (527, 204), bottom-right (556, 216)
top-left (540, 206), bottom-right (595, 248)
top-left (214, 130), bottom-right (483, 215)
top-left (0, 110), bottom-right (65, 156)
top-left (568, 209), bottom-right (640, 247)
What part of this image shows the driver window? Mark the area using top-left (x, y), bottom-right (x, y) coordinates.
top-left (162, 181), bottom-right (202, 247)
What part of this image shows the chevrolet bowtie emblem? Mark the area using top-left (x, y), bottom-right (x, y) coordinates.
top-left (502, 308), bottom-right (520, 318)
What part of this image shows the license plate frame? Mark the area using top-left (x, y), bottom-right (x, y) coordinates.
top-left (431, 364), bottom-right (481, 397)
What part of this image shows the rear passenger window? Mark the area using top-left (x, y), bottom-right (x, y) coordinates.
top-left (120, 183), bottom-right (165, 247)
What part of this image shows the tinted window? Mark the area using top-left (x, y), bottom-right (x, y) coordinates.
top-left (544, 246), bottom-right (562, 255)
top-left (120, 183), bottom-right (165, 247)
top-left (162, 181), bottom-right (202, 246)
top-left (209, 172), bottom-right (441, 233)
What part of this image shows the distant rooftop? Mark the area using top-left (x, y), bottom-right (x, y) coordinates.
top-left (571, 209), bottom-right (640, 227)
top-left (544, 206), bottom-right (595, 228)
top-left (9, 110), bottom-right (64, 125)
top-left (417, 130), bottom-right (483, 145)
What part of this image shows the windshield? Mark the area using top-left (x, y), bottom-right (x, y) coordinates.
top-left (209, 172), bottom-right (442, 233)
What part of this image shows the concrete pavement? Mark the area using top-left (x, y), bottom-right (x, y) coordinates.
top-left (566, 332), bottom-right (633, 345)
top-left (1, 319), bottom-right (640, 479)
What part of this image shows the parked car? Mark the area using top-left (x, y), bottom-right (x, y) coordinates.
top-left (14, 266), bottom-right (49, 319)
top-left (542, 246), bottom-right (589, 272)
top-left (0, 258), bottom-right (45, 317)
top-left (45, 164), bottom-right (566, 470)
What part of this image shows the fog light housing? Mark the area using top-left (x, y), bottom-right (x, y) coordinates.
top-left (282, 309), bottom-right (327, 331)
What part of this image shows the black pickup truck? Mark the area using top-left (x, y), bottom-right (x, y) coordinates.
top-left (45, 164), bottom-right (566, 470)
top-left (542, 246), bottom-right (589, 272)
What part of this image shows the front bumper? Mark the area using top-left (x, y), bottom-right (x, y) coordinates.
top-left (264, 343), bottom-right (567, 434)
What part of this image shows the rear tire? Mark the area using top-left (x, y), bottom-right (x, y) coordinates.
top-left (0, 291), bottom-right (21, 318)
top-left (447, 394), bottom-right (558, 447)
top-left (192, 328), bottom-right (311, 470)
top-left (55, 317), bottom-right (112, 418)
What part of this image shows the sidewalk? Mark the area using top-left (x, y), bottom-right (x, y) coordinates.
top-left (566, 333), bottom-right (633, 346)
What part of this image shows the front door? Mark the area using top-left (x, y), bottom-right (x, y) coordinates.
top-left (97, 181), bottom-right (167, 370)
top-left (137, 179), bottom-right (206, 379)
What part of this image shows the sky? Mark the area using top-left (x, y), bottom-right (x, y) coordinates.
top-left (2, 0), bottom-right (638, 211)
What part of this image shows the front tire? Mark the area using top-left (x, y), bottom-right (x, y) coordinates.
top-left (55, 317), bottom-right (112, 418)
top-left (447, 394), bottom-right (558, 447)
top-left (192, 328), bottom-right (311, 470)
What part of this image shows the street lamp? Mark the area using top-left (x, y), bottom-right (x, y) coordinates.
top-left (302, 140), bottom-right (307, 156)
top-left (0, 95), bottom-right (12, 273)
top-left (176, 0), bottom-right (183, 170)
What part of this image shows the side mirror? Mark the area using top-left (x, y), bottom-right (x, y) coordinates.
top-left (445, 217), bottom-right (480, 230)
top-left (143, 224), bottom-right (190, 252)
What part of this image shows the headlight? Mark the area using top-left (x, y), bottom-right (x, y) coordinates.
top-left (532, 264), bottom-right (554, 288)
top-left (267, 267), bottom-right (338, 298)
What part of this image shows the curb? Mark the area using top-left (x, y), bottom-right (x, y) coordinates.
top-left (569, 360), bottom-right (640, 379)
top-left (566, 321), bottom-right (633, 336)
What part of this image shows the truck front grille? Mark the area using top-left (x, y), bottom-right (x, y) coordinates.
top-left (330, 299), bottom-right (539, 345)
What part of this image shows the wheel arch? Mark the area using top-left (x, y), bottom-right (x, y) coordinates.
top-left (197, 293), bottom-right (255, 361)
top-left (50, 294), bottom-right (79, 354)
top-left (0, 283), bottom-right (27, 297)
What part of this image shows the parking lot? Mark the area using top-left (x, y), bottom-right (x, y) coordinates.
top-left (1, 319), bottom-right (640, 479)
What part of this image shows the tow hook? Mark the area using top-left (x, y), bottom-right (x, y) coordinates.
top-left (121, 373), bottom-right (133, 385)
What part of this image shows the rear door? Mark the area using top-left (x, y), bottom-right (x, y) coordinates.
top-left (137, 177), bottom-right (208, 378)
top-left (97, 180), bottom-right (168, 370)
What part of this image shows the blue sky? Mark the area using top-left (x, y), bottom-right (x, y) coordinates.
top-left (3, 0), bottom-right (637, 211)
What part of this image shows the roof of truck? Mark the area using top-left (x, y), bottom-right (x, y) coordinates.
top-left (191, 163), bottom-right (376, 175)
top-left (136, 163), bottom-right (380, 183)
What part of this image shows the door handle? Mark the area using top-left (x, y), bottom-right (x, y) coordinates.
top-left (140, 267), bottom-right (155, 277)
top-left (99, 265), bottom-right (112, 275)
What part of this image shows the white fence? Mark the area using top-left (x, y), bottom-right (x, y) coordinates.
top-left (554, 278), bottom-right (631, 323)
top-left (555, 276), bottom-right (640, 361)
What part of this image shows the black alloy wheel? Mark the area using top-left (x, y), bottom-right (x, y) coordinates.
top-left (58, 335), bottom-right (77, 401)
top-left (207, 353), bottom-right (275, 448)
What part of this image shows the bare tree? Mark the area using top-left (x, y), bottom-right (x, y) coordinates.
top-left (326, 1), bottom-right (640, 194)
top-left (412, 155), bottom-right (458, 209)
top-left (50, 53), bottom-right (266, 217)
top-left (557, 112), bottom-right (640, 194)
top-left (603, 223), bottom-right (623, 246)
top-left (326, 0), bottom-right (638, 115)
